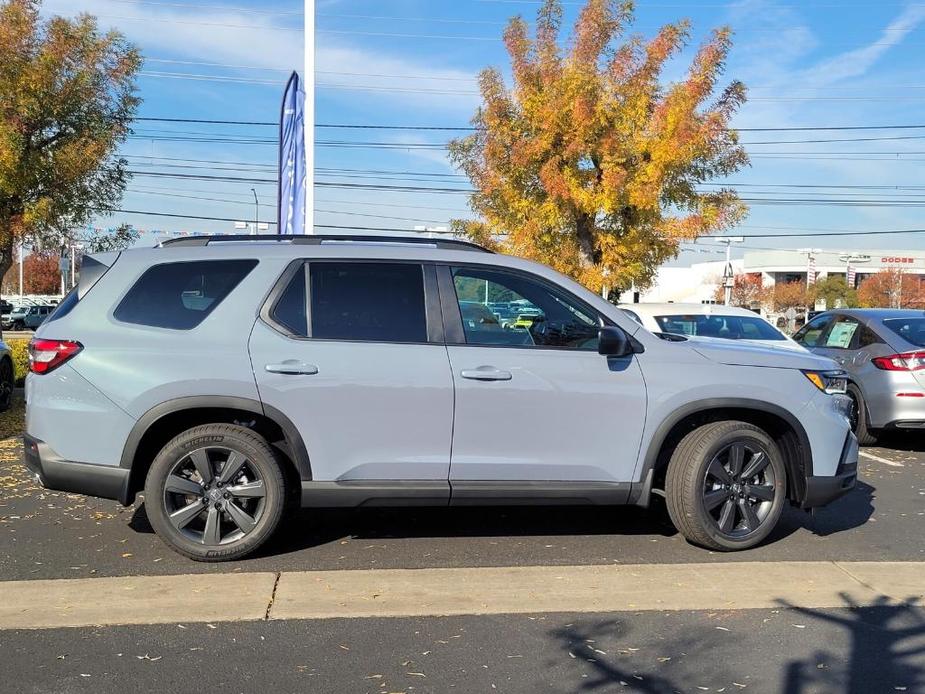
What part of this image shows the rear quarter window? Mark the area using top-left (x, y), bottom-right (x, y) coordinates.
top-left (114, 259), bottom-right (258, 330)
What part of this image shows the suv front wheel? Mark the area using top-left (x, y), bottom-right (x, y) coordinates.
top-left (144, 424), bottom-right (287, 562)
top-left (665, 421), bottom-right (787, 551)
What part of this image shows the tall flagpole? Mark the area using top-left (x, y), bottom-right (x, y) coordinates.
top-left (304, 0), bottom-right (314, 234)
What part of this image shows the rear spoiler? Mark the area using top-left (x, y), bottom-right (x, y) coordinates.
top-left (78, 252), bottom-right (121, 299)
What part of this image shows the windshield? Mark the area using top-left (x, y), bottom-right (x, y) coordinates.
top-left (654, 314), bottom-right (786, 341)
top-left (882, 317), bottom-right (925, 347)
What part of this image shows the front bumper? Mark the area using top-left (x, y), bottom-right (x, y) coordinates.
top-left (801, 432), bottom-right (859, 508)
top-left (23, 435), bottom-right (129, 503)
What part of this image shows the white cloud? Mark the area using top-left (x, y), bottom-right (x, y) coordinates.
top-left (799, 3), bottom-right (925, 85)
top-left (42, 0), bottom-right (303, 70)
top-left (315, 43), bottom-right (480, 113)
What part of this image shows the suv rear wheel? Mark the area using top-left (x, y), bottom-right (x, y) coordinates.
top-left (665, 421), bottom-right (787, 551)
top-left (144, 424), bottom-right (286, 562)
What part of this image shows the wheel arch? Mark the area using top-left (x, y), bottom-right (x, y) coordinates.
top-left (120, 396), bottom-right (311, 505)
top-left (637, 398), bottom-right (813, 506)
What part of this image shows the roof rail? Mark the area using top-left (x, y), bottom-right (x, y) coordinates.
top-left (160, 234), bottom-right (491, 253)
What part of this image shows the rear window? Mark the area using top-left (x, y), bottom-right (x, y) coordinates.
top-left (114, 260), bottom-right (258, 330)
top-left (882, 317), bottom-right (925, 347)
top-left (310, 262), bottom-right (426, 343)
top-left (655, 314), bottom-right (785, 340)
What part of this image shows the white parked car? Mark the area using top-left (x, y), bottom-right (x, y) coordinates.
top-left (619, 303), bottom-right (806, 351)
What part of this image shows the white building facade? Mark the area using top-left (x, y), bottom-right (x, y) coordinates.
top-left (635, 249), bottom-right (925, 306)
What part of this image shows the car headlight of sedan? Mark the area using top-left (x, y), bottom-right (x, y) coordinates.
top-left (803, 369), bottom-right (848, 395)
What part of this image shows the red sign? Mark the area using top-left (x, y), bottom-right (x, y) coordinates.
top-left (881, 257), bottom-right (915, 264)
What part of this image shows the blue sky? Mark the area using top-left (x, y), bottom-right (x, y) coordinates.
top-left (43, 0), bottom-right (925, 259)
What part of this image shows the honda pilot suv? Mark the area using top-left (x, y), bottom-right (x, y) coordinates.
top-left (24, 235), bottom-right (858, 561)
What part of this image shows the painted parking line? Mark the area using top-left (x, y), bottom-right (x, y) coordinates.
top-left (859, 450), bottom-right (905, 467)
top-left (1, 561), bottom-right (923, 630)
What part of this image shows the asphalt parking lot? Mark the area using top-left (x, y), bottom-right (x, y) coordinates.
top-left (1, 395), bottom-right (923, 693)
top-left (1, 422), bottom-right (923, 581)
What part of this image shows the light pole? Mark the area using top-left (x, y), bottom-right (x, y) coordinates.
top-left (251, 188), bottom-right (260, 235)
top-left (714, 237), bottom-right (744, 305)
top-left (839, 253), bottom-right (871, 290)
top-left (304, 0), bottom-right (315, 233)
top-left (18, 240), bottom-right (23, 298)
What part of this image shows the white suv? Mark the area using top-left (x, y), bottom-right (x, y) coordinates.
top-left (24, 235), bottom-right (858, 561)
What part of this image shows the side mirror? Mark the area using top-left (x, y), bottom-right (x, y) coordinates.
top-left (598, 326), bottom-right (634, 357)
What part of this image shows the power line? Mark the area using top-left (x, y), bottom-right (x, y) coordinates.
top-left (128, 117), bottom-right (925, 134)
top-left (110, 209), bottom-right (279, 224)
top-left (127, 188), bottom-right (447, 224)
top-left (106, 0), bottom-right (301, 15)
top-left (95, 14), bottom-right (303, 31)
top-left (734, 228), bottom-right (925, 239)
top-left (134, 117), bottom-right (277, 126)
top-left (146, 58), bottom-right (293, 72)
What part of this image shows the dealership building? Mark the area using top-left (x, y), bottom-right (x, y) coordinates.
top-left (638, 249), bottom-right (925, 305)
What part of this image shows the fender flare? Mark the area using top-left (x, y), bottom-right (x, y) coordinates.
top-left (119, 395), bottom-right (312, 479)
top-left (632, 397), bottom-right (814, 503)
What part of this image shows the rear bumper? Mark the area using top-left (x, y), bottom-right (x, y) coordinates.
top-left (801, 432), bottom-right (859, 508)
top-left (23, 435), bottom-right (130, 504)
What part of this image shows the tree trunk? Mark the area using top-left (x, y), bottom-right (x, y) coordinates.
top-left (0, 241), bottom-right (14, 296)
top-left (575, 213), bottom-right (596, 269)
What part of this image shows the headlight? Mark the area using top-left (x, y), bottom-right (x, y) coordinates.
top-left (803, 369), bottom-right (848, 395)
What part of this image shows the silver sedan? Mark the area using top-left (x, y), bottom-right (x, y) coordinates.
top-left (793, 309), bottom-right (925, 444)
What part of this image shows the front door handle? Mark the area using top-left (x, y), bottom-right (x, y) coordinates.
top-left (265, 361), bottom-right (319, 376)
top-left (460, 366), bottom-right (513, 382)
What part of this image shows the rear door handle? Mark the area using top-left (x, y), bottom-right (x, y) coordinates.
top-left (460, 366), bottom-right (513, 381)
top-left (265, 361), bottom-right (319, 376)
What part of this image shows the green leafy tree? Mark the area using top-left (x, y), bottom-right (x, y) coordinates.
top-left (810, 275), bottom-right (857, 309)
top-left (0, 0), bottom-right (141, 283)
top-left (449, 0), bottom-right (749, 293)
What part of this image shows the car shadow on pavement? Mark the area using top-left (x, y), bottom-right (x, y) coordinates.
top-left (769, 480), bottom-right (876, 541)
top-left (547, 593), bottom-right (925, 693)
top-left (259, 504), bottom-right (681, 557)
top-left (874, 431), bottom-right (925, 453)
top-left (127, 480), bottom-right (875, 558)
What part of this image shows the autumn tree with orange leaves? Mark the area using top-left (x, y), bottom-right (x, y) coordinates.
top-left (449, 0), bottom-right (749, 293)
top-left (714, 273), bottom-right (763, 307)
top-left (857, 269), bottom-right (925, 309)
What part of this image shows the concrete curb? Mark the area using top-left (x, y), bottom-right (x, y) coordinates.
top-left (1, 561), bottom-right (921, 630)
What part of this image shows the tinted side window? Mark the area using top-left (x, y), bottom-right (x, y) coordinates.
top-left (114, 260), bottom-right (258, 330)
top-left (271, 265), bottom-right (308, 336)
top-left (794, 314), bottom-right (834, 347)
top-left (310, 263), bottom-right (427, 343)
top-left (857, 325), bottom-right (883, 348)
top-left (452, 267), bottom-right (601, 350)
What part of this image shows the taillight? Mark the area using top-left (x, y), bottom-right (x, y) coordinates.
top-left (872, 352), bottom-right (925, 372)
top-left (28, 339), bottom-right (82, 375)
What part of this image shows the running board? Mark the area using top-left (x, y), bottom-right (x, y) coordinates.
top-left (300, 480), bottom-right (632, 508)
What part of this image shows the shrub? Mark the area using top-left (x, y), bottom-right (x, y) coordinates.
top-left (6, 338), bottom-right (29, 386)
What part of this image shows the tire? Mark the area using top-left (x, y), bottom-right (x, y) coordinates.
top-left (144, 424), bottom-right (287, 562)
top-left (0, 357), bottom-right (12, 412)
top-left (846, 383), bottom-right (878, 446)
top-left (665, 421), bottom-right (788, 551)
top-left (12, 321), bottom-right (23, 331)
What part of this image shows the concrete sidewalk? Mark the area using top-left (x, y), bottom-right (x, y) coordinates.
top-left (2, 561), bottom-right (922, 630)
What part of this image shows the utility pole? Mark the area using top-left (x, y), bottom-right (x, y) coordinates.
top-left (251, 188), bottom-right (259, 235)
top-left (714, 237), bottom-right (744, 306)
